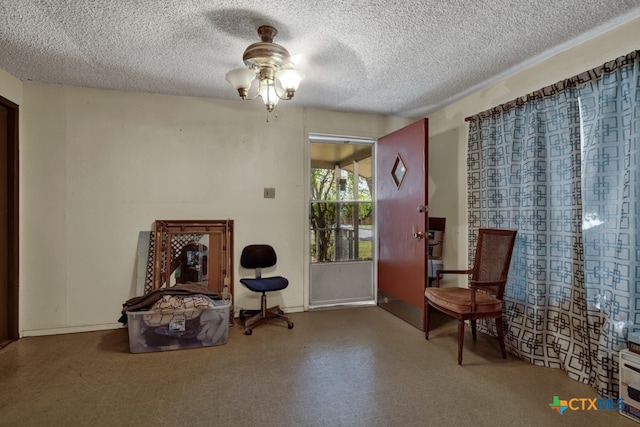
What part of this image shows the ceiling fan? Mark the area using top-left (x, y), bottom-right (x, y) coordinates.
top-left (225, 25), bottom-right (305, 113)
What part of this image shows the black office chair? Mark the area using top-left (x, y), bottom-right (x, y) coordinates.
top-left (239, 244), bottom-right (294, 335)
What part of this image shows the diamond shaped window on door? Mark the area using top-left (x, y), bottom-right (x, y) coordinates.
top-left (391, 155), bottom-right (407, 189)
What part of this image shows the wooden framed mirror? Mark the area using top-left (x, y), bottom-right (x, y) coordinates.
top-left (151, 220), bottom-right (233, 299)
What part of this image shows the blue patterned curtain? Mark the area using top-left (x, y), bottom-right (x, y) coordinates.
top-left (466, 51), bottom-right (639, 397)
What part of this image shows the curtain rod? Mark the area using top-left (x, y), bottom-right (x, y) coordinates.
top-left (465, 49), bottom-right (639, 122)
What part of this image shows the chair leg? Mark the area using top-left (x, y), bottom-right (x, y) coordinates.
top-left (496, 316), bottom-right (507, 359)
top-left (457, 320), bottom-right (465, 365)
top-left (424, 301), bottom-right (431, 340)
top-left (471, 320), bottom-right (477, 341)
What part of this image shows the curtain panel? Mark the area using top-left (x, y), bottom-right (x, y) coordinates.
top-left (466, 50), bottom-right (639, 397)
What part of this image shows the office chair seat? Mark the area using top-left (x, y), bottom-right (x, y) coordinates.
top-left (240, 276), bottom-right (288, 293)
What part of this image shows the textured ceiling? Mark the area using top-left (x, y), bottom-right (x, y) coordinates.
top-left (1, 1), bottom-right (640, 118)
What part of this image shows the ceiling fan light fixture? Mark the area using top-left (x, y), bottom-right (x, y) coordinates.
top-left (226, 25), bottom-right (305, 113)
top-left (225, 68), bottom-right (257, 99)
top-left (276, 68), bottom-right (305, 98)
top-left (259, 83), bottom-right (285, 112)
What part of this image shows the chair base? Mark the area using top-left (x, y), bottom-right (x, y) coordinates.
top-left (239, 293), bottom-right (294, 335)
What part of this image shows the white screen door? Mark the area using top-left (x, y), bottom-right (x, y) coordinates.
top-left (308, 134), bottom-right (375, 308)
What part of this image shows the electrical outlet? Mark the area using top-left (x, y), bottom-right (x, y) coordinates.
top-left (264, 187), bottom-right (275, 198)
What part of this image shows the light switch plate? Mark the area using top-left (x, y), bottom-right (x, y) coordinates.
top-left (264, 187), bottom-right (275, 198)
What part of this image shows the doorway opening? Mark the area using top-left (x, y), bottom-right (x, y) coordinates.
top-left (308, 134), bottom-right (376, 309)
top-left (0, 95), bottom-right (19, 347)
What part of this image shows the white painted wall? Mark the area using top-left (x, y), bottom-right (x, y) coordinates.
top-left (16, 84), bottom-right (412, 336)
top-left (0, 67), bottom-right (22, 105)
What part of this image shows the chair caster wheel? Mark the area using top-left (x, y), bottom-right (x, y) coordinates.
top-left (277, 309), bottom-right (284, 316)
top-left (239, 310), bottom-right (246, 321)
top-left (244, 328), bottom-right (252, 335)
top-left (288, 322), bottom-right (294, 329)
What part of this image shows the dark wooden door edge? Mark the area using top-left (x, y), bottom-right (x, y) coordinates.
top-left (0, 94), bottom-right (19, 341)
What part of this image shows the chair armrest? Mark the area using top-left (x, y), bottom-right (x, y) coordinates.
top-left (437, 269), bottom-right (472, 276)
top-left (434, 269), bottom-right (472, 287)
top-left (469, 280), bottom-right (505, 287)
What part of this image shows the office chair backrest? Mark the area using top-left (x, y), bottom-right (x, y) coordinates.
top-left (471, 228), bottom-right (517, 300)
top-left (240, 244), bottom-right (278, 269)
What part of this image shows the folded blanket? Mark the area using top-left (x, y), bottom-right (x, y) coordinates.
top-left (118, 282), bottom-right (221, 324)
top-left (143, 294), bottom-right (216, 326)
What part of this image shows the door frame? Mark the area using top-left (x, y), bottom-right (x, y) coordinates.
top-left (305, 132), bottom-right (378, 310)
top-left (1, 95), bottom-right (19, 342)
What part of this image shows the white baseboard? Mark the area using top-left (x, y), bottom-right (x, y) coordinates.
top-left (21, 323), bottom-right (124, 337)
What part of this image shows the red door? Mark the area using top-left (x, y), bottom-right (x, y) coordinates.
top-left (377, 119), bottom-right (428, 330)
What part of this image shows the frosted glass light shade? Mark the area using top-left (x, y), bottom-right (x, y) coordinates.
top-left (259, 84), bottom-right (285, 104)
top-left (225, 68), bottom-right (256, 89)
top-left (276, 69), bottom-right (305, 91)
top-left (259, 83), bottom-right (285, 111)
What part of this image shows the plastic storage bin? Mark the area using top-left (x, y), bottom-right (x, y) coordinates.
top-left (127, 299), bottom-right (230, 353)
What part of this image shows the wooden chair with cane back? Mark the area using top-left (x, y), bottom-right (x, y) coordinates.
top-left (424, 228), bottom-right (517, 365)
